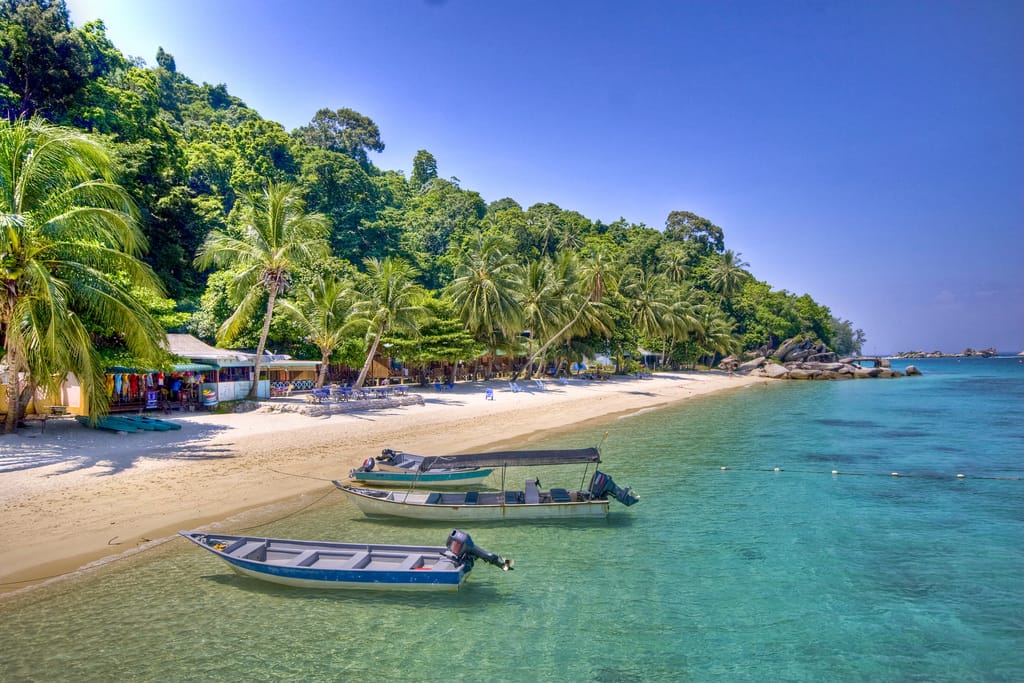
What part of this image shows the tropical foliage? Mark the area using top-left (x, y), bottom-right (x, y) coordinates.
top-left (0, 116), bottom-right (166, 432)
top-left (0, 0), bottom-right (860, 428)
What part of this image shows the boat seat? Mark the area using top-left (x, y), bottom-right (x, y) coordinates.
top-left (343, 551), bottom-right (371, 569)
top-left (551, 488), bottom-right (572, 503)
top-left (398, 555), bottom-right (424, 570)
top-left (464, 491), bottom-right (479, 505)
top-left (222, 538), bottom-right (249, 554)
top-left (229, 541), bottom-right (267, 559)
top-left (524, 479), bottom-right (540, 504)
top-left (290, 550), bottom-right (319, 567)
top-left (425, 492), bottom-right (441, 504)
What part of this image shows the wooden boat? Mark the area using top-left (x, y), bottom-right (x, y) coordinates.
top-left (179, 529), bottom-right (512, 592)
top-left (348, 448), bottom-right (494, 488)
top-left (333, 447), bottom-right (639, 521)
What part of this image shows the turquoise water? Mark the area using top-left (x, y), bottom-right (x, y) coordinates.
top-left (2, 357), bottom-right (1022, 681)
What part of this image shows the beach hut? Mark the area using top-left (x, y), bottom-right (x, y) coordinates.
top-left (165, 334), bottom-right (320, 401)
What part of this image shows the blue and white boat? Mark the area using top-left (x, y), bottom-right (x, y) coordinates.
top-left (179, 529), bottom-right (512, 592)
top-left (349, 448), bottom-right (494, 488)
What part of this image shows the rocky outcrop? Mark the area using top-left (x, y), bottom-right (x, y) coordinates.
top-left (770, 336), bottom-right (837, 364)
top-left (753, 360), bottom-right (907, 380)
top-left (728, 334), bottom-right (918, 380)
top-left (256, 393), bottom-right (424, 416)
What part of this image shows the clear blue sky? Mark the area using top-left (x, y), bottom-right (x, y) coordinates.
top-left (67, 0), bottom-right (1024, 355)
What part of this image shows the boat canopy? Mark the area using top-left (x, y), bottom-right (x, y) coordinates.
top-left (417, 447), bottom-right (600, 471)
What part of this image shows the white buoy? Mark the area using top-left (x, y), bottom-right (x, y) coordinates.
top-left (891, 472), bottom-right (900, 477)
top-left (773, 467), bottom-right (782, 472)
top-left (720, 466), bottom-right (729, 470)
top-left (832, 470), bottom-right (839, 475)
top-left (956, 473), bottom-right (965, 478)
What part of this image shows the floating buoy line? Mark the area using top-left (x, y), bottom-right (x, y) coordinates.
top-left (717, 466), bottom-right (1023, 481)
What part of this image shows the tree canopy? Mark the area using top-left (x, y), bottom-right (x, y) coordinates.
top-left (0, 0), bottom-right (863, 422)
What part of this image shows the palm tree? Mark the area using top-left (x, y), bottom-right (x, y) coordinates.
top-left (658, 245), bottom-right (691, 284)
top-left (696, 309), bottom-right (740, 367)
top-left (445, 231), bottom-right (522, 377)
top-left (350, 256), bottom-right (426, 390)
top-left (276, 274), bottom-right (355, 387)
top-left (521, 250), bottom-right (617, 372)
top-left (528, 210), bottom-right (560, 258)
top-left (707, 250), bottom-right (750, 309)
top-left (517, 258), bottom-right (563, 377)
top-left (0, 117), bottom-right (166, 433)
top-left (664, 284), bottom-right (704, 363)
top-left (619, 267), bottom-right (675, 366)
top-left (194, 182), bottom-right (328, 399)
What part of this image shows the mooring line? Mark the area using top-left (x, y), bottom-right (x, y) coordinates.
top-left (717, 466), bottom-right (1023, 481)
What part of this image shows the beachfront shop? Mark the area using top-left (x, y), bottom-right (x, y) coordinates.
top-left (104, 364), bottom-right (218, 412)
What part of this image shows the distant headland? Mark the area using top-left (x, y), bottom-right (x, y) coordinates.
top-left (892, 348), bottom-right (1010, 359)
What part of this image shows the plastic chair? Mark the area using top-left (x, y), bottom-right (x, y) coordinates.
top-left (485, 388), bottom-right (494, 400)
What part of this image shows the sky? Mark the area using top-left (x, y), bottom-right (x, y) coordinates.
top-left (66, 0), bottom-right (1024, 355)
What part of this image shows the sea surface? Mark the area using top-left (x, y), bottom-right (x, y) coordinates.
top-left (1, 357), bottom-right (1022, 682)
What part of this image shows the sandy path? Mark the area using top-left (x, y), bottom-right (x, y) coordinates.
top-left (0, 372), bottom-right (764, 594)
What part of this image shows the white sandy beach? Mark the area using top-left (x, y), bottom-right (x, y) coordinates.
top-left (0, 372), bottom-right (765, 594)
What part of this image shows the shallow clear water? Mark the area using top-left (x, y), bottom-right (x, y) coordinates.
top-left (2, 357), bottom-right (1022, 681)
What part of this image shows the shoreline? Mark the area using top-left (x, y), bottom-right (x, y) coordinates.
top-left (0, 372), bottom-right (765, 596)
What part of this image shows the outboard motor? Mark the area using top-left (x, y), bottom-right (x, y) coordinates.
top-left (378, 448), bottom-right (399, 463)
top-left (348, 457), bottom-right (376, 478)
top-left (445, 529), bottom-right (514, 571)
top-left (588, 470), bottom-right (640, 506)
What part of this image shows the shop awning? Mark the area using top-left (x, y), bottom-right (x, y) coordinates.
top-left (173, 363), bottom-right (217, 373)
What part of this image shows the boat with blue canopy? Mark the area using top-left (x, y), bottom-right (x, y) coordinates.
top-left (334, 446), bottom-right (639, 522)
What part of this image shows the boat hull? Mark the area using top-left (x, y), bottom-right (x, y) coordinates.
top-left (339, 486), bottom-right (610, 521)
top-left (350, 468), bottom-right (494, 488)
top-left (180, 532), bottom-right (470, 591)
top-left (221, 558), bottom-right (466, 591)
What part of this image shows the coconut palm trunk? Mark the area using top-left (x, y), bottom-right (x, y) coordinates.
top-left (248, 285), bottom-right (279, 399)
top-left (521, 305), bottom-right (585, 375)
top-left (3, 350), bottom-right (26, 434)
top-left (354, 322), bottom-right (385, 389)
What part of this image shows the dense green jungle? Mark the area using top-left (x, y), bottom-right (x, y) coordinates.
top-left (0, 1), bottom-right (864, 430)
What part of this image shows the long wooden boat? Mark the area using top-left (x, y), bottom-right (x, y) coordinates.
top-left (179, 529), bottom-right (512, 592)
top-left (349, 449), bottom-right (494, 488)
top-left (333, 469), bottom-right (639, 522)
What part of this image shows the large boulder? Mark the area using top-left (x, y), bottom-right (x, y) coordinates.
top-left (771, 337), bottom-right (805, 362)
top-left (736, 357), bottom-right (767, 375)
top-left (761, 362), bottom-right (790, 379)
top-left (905, 365), bottom-right (921, 376)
